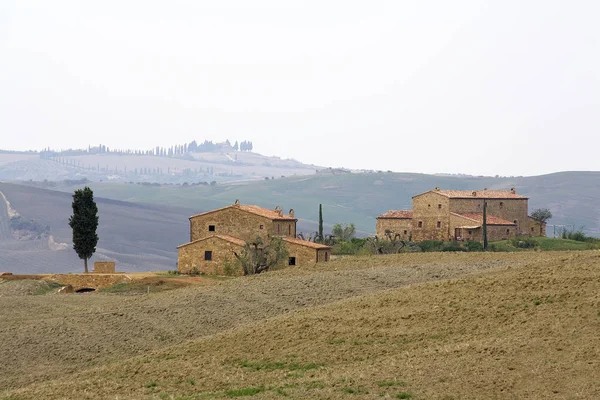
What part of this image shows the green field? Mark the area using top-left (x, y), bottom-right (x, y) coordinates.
top-left (490, 237), bottom-right (600, 251)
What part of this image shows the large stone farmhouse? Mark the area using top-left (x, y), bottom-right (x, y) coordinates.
top-left (177, 200), bottom-right (331, 274)
top-left (376, 187), bottom-right (547, 242)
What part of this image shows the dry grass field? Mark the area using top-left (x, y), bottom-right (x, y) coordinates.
top-left (1, 251), bottom-right (599, 399)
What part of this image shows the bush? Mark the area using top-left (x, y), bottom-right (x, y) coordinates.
top-left (465, 241), bottom-right (484, 252)
top-left (332, 238), bottom-right (367, 255)
top-left (441, 241), bottom-right (467, 252)
top-left (511, 237), bottom-right (538, 248)
top-left (419, 240), bottom-right (444, 252)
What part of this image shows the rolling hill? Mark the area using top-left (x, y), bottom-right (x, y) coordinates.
top-left (1, 251), bottom-right (598, 399)
top-left (31, 170), bottom-right (600, 236)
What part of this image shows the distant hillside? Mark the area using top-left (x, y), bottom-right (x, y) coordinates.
top-left (35, 171), bottom-right (600, 236)
top-left (0, 151), bottom-right (318, 184)
top-left (0, 182), bottom-right (321, 274)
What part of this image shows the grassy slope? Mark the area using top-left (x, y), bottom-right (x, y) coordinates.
top-left (491, 237), bottom-right (599, 251)
top-left (2, 251), bottom-right (600, 399)
top-left (47, 170), bottom-right (600, 235)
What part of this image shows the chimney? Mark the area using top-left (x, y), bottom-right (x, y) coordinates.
top-left (484, 188), bottom-right (488, 191)
top-left (274, 205), bottom-right (282, 216)
top-left (510, 187), bottom-right (516, 194)
top-left (472, 191), bottom-right (477, 197)
top-left (435, 186), bottom-right (440, 191)
top-left (234, 199), bottom-right (240, 206)
top-left (289, 209), bottom-right (295, 218)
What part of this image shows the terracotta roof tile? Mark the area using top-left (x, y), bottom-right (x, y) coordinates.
top-left (282, 237), bottom-right (332, 249)
top-left (190, 204), bottom-right (297, 221)
top-left (177, 234), bottom-right (246, 249)
top-left (452, 212), bottom-right (516, 226)
top-left (377, 210), bottom-right (413, 219)
top-left (416, 189), bottom-right (527, 199)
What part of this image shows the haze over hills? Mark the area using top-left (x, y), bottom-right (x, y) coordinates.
top-left (0, 143), bottom-right (320, 184)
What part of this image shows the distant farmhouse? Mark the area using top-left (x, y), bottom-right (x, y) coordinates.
top-left (178, 201), bottom-right (331, 274)
top-left (377, 187), bottom-right (546, 242)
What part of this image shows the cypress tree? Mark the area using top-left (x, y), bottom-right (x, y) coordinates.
top-left (68, 187), bottom-right (99, 273)
top-left (318, 204), bottom-right (323, 243)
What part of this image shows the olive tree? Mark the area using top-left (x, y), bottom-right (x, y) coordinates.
top-left (531, 208), bottom-right (552, 235)
top-left (233, 235), bottom-right (289, 275)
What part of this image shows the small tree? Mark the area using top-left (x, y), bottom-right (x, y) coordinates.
top-left (68, 187), bottom-right (99, 273)
top-left (318, 204), bottom-right (324, 243)
top-left (332, 223), bottom-right (356, 242)
top-left (531, 208), bottom-right (552, 235)
top-left (234, 235), bottom-right (289, 275)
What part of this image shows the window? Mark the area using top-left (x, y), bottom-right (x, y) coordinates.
top-left (277, 224), bottom-right (280, 234)
top-left (437, 221), bottom-right (441, 228)
top-left (325, 252), bottom-right (329, 261)
top-left (468, 230), bottom-right (472, 235)
top-left (418, 221), bottom-right (423, 228)
top-left (288, 257), bottom-right (296, 266)
top-left (404, 230), bottom-right (408, 235)
top-left (438, 204), bottom-right (442, 209)
top-left (260, 225), bottom-right (264, 230)
top-left (506, 229), bottom-right (510, 235)
top-left (204, 251), bottom-right (212, 261)
top-left (514, 220), bottom-right (518, 224)
top-left (499, 202), bottom-right (504, 209)
top-left (531, 227), bottom-right (535, 232)
top-left (208, 225), bottom-right (215, 232)
top-left (288, 225), bottom-right (291, 235)
top-left (428, 204), bottom-right (431, 208)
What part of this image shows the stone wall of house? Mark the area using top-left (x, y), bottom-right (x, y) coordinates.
top-left (375, 218), bottom-right (412, 240)
top-left (449, 198), bottom-right (530, 235)
top-left (411, 192), bottom-right (451, 241)
top-left (190, 207), bottom-right (272, 242)
top-left (317, 248), bottom-right (331, 262)
top-left (528, 217), bottom-right (547, 236)
top-left (178, 237), bottom-right (244, 275)
top-left (273, 221), bottom-right (296, 238)
top-left (190, 207), bottom-right (296, 243)
top-left (93, 261), bottom-right (116, 273)
top-left (486, 225), bottom-right (517, 241)
top-left (449, 213), bottom-right (479, 241)
top-left (285, 242), bottom-right (319, 266)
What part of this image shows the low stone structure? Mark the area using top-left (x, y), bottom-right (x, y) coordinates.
top-left (93, 261), bottom-right (116, 273)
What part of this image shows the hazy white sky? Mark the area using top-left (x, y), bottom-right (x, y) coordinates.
top-left (1, 1), bottom-right (598, 176)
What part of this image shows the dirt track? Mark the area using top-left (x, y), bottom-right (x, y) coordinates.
top-left (1, 251), bottom-right (596, 398)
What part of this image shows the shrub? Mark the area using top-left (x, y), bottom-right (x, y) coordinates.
top-left (441, 241), bottom-right (467, 252)
top-left (419, 240), bottom-right (444, 252)
top-left (465, 241), bottom-right (484, 252)
top-left (511, 237), bottom-right (538, 249)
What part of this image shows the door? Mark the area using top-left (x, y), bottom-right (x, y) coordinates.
top-left (454, 228), bottom-right (462, 241)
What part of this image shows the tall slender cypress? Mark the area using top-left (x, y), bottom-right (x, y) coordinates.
top-left (318, 204), bottom-right (324, 243)
top-left (68, 187), bottom-right (99, 273)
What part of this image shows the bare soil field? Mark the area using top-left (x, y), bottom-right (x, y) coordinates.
top-left (1, 251), bottom-right (599, 399)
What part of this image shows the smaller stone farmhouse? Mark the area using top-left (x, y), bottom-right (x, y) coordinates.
top-left (177, 200), bottom-right (331, 275)
top-left (377, 187), bottom-right (547, 243)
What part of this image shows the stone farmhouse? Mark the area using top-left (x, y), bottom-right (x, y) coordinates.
top-left (376, 187), bottom-right (547, 243)
top-left (177, 200), bottom-right (331, 274)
